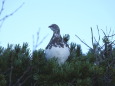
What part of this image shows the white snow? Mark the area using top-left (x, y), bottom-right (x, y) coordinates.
top-left (45, 45), bottom-right (70, 64)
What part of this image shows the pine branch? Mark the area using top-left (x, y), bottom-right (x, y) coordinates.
top-left (13, 66), bottom-right (32, 86)
top-left (19, 75), bottom-right (32, 86)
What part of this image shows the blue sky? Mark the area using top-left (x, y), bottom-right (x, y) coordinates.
top-left (0, 0), bottom-right (115, 53)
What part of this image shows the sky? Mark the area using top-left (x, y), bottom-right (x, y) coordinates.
top-left (0, 0), bottom-right (115, 53)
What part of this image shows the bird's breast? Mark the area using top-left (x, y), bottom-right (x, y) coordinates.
top-left (45, 45), bottom-right (70, 64)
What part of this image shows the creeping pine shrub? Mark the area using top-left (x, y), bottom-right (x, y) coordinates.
top-left (0, 41), bottom-right (115, 86)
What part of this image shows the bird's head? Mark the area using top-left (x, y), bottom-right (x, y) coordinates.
top-left (49, 24), bottom-right (60, 34)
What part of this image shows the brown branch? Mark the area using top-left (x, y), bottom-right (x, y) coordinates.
top-left (75, 34), bottom-right (92, 49)
top-left (13, 66), bottom-right (32, 86)
top-left (19, 75), bottom-right (32, 86)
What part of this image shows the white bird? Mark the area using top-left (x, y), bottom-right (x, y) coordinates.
top-left (45, 24), bottom-right (70, 64)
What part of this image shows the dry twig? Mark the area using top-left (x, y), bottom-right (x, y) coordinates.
top-left (0, 0), bottom-right (5, 15)
top-left (33, 29), bottom-right (48, 51)
top-left (90, 27), bottom-right (94, 49)
top-left (0, 0), bottom-right (24, 28)
top-left (75, 34), bottom-right (92, 49)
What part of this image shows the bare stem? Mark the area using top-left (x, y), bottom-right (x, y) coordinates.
top-left (97, 25), bottom-right (100, 43)
top-left (0, 0), bottom-right (5, 15)
top-left (0, 2), bottom-right (24, 21)
top-left (0, 1), bottom-right (24, 29)
top-left (90, 27), bottom-right (94, 48)
top-left (75, 34), bottom-right (92, 49)
top-left (33, 28), bottom-right (48, 51)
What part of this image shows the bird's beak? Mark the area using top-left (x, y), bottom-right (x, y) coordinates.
top-left (48, 25), bottom-right (51, 28)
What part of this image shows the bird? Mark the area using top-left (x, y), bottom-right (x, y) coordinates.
top-left (45, 24), bottom-right (70, 64)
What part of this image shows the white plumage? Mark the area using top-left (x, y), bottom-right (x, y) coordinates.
top-left (45, 45), bottom-right (70, 64)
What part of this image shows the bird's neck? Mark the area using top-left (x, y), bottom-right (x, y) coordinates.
top-left (53, 31), bottom-right (61, 38)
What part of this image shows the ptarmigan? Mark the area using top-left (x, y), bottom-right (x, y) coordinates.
top-left (45, 24), bottom-right (70, 64)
